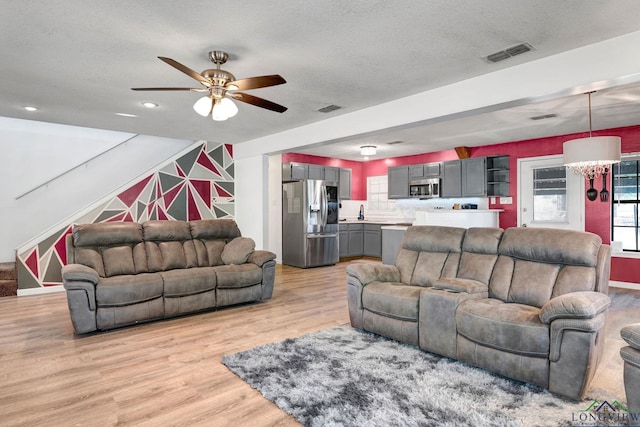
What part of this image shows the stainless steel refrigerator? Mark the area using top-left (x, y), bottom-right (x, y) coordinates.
top-left (282, 180), bottom-right (339, 268)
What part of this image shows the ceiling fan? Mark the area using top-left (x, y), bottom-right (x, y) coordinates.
top-left (132, 51), bottom-right (287, 121)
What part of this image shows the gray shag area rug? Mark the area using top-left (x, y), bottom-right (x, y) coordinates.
top-left (222, 325), bottom-right (627, 427)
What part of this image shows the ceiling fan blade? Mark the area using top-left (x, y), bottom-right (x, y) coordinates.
top-left (158, 57), bottom-right (210, 86)
top-left (131, 87), bottom-right (204, 91)
top-left (231, 92), bottom-right (287, 113)
top-left (227, 75), bottom-right (286, 91)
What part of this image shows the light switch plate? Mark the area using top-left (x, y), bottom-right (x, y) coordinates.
top-left (499, 197), bottom-right (513, 204)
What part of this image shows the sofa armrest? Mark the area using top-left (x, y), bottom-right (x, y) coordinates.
top-left (247, 250), bottom-right (277, 267)
top-left (621, 323), bottom-right (640, 350)
top-left (432, 278), bottom-right (488, 294)
top-left (61, 264), bottom-right (100, 286)
top-left (539, 291), bottom-right (610, 324)
top-left (345, 263), bottom-right (400, 285)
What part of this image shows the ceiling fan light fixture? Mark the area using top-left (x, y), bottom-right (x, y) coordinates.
top-left (193, 96), bottom-right (213, 116)
top-left (212, 98), bottom-right (238, 121)
top-left (360, 145), bottom-right (377, 156)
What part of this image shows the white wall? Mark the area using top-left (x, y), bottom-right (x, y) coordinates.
top-left (233, 31), bottom-right (640, 260)
top-left (0, 117), bottom-right (195, 262)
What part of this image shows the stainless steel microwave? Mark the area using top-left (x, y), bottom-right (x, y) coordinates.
top-left (409, 178), bottom-right (440, 199)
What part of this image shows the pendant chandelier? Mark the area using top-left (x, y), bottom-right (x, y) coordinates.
top-left (562, 91), bottom-right (621, 202)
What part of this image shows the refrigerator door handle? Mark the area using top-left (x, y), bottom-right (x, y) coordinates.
top-left (306, 233), bottom-right (338, 238)
top-left (321, 183), bottom-right (328, 227)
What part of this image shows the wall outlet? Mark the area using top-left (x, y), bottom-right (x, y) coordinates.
top-left (499, 197), bottom-right (513, 204)
top-left (490, 197), bottom-right (496, 204)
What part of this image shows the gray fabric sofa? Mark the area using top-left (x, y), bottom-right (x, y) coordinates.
top-left (62, 219), bottom-right (276, 334)
top-left (621, 323), bottom-right (640, 422)
top-left (346, 225), bottom-right (611, 400)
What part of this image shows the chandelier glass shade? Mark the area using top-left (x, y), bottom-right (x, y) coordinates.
top-left (193, 96), bottom-right (238, 121)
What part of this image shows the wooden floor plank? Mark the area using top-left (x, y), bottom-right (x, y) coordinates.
top-left (0, 262), bottom-right (637, 426)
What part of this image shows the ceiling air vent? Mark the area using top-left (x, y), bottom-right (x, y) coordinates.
top-left (529, 113), bottom-right (558, 121)
top-left (485, 42), bottom-right (534, 63)
top-left (317, 104), bottom-right (342, 113)
top-left (386, 140), bottom-right (403, 145)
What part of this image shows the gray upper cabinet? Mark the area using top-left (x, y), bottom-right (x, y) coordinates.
top-left (442, 157), bottom-right (489, 197)
top-left (442, 160), bottom-right (462, 197)
top-left (409, 163), bottom-right (440, 179)
top-left (324, 166), bottom-right (339, 183)
top-left (282, 162), bottom-right (309, 181)
top-left (308, 164), bottom-right (325, 180)
top-left (339, 168), bottom-right (352, 200)
top-left (388, 166), bottom-right (410, 199)
top-left (424, 163), bottom-right (441, 177)
top-left (461, 157), bottom-right (487, 197)
top-left (409, 164), bottom-right (424, 179)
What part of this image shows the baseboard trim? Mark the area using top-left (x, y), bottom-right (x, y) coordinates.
top-left (610, 280), bottom-right (640, 290)
top-left (17, 285), bottom-right (65, 296)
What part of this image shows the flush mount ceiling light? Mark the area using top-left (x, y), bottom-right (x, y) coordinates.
top-left (563, 91), bottom-right (621, 202)
top-left (360, 145), bottom-right (377, 156)
top-left (141, 102), bottom-right (158, 108)
top-left (132, 50), bottom-right (287, 122)
top-left (23, 106), bottom-right (38, 112)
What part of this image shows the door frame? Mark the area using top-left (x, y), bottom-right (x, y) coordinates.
top-left (517, 154), bottom-right (585, 230)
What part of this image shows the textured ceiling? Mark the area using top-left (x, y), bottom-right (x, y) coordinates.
top-left (2, 1), bottom-right (640, 161)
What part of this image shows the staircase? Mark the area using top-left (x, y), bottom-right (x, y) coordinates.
top-left (0, 262), bottom-right (18, 297)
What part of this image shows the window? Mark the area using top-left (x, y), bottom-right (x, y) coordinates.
top-left (532, 166), bottom-right (568, 223)
top-left (612, 159), bottom-right (640, 252)
top-left (367, 175), bottom-right (395, 211)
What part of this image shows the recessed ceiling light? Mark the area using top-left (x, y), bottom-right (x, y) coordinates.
top-left (141, 102), bottom-right (158, 108)
top-left (115, 112), bottom-right (138, 117)
top-left (24, 106), bottom-right (38, 112)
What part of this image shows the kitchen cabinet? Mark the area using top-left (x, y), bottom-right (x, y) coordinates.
top-left (282, 162), bottom-right (342, 184)
top-left (324, 166), bottom-right (339, 182)
top-left (461, 157), bottom-right (487, 197)
top-left (442, 157), bottom-right (506, 198)
top-left (282, 162), bottom-right (309, 181)
top-left (442, 160), bottom-right (462, 197)
top-left (339, 223), bottom-right (349, 258)
top-left (388, 166), bottom-right (410, 199)
top-left (409, 163), bottom-right (441, 179)
top-left (339, 168), bottom-right (351, 200)
top-left (363, 224), bottom-right (381, 257)
top-left (486, 155), bottom-right (510, 197)
top-left (347, 223), bottom-right (364, 256)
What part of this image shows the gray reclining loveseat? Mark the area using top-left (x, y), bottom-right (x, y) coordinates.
top-left (62, 219), bottom-right (276, 334)
top-left (346, 225), bottom-right (611, 400)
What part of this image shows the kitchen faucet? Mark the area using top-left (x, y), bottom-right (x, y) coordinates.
top-left (358, 204), bottom-right (365, 220)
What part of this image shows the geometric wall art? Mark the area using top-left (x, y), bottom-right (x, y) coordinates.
top-left (16, 142), bottom-right (234, 290)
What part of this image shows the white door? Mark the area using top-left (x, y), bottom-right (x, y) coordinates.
top-left (518, 155), bottom-right (585, 230)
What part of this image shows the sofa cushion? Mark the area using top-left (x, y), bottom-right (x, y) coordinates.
top-left (160, 267), bottom-right (216, 297)
top-left (96, 273), bottom-right (164, 306)
top-left (456, 298), bottom-right (549, 357)
top-left (214, 263), bottom-right (262, 288)
top-left (362, 282), bottom-right (422, 322)
top-left (102, 245), bottom-right (136, 277)
top-left (190, 219), bottom-right (241, 240)
top-left (499, 227), bottom-right (601, 267)
top-left (143, 220), bottom-right (191, 241)
top-left (73, 222), bottom-right (143, 247)
top-left (221, 237), bottom-right (255, 265)
top-left (204, 240), bottom-right (226, 266)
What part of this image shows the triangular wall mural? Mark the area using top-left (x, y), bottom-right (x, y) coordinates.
top-left (16, 141), bottom-right (234, 289)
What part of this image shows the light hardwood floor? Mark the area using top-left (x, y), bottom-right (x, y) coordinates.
top-left (0, 262), bottom-right (638, 426)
